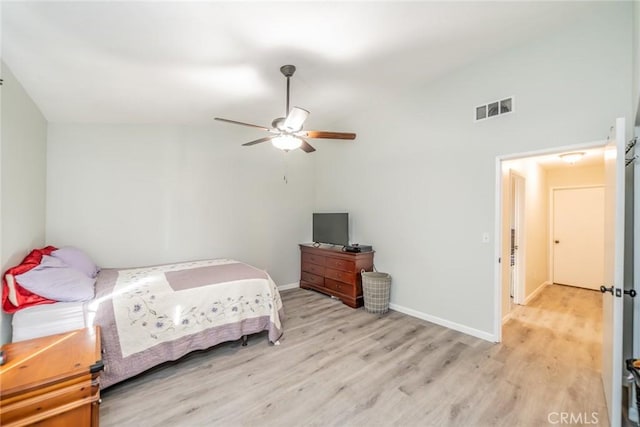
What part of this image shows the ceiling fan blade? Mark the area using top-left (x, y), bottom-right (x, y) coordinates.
top-left (283, 107), bottom-right (309, 132)
top-left (299, 139), bottom-right (316, 153)
top-left (215, 117), bottom-right (271, 132)
top-left (242, 136), bottom-right (274, 146)
top-left (301, 130), bottom-right (356, 140)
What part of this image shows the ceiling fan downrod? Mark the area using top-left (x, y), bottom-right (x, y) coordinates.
top-left (280, 65), bottom-right (296, 116)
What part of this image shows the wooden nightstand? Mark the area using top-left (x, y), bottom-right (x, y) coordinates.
top-left (0, 327), bottom-right (103, 427)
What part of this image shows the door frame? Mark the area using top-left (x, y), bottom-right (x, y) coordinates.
top-left (632, 135), bottom-right (640, 423)
top-left (493, 139), bottom-right (606, 342)
top-left (509, 170), bottom-right (526, 305)
top-left (549, 185), bottom-right (605, 289)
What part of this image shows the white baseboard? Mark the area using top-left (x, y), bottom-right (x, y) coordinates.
top-left (502, 310), bottom-right (515, 324)
top-left (389, 302), bottom-right (497, 343)
top-left (278, 282), bottom-right (300, 291)
top-left (523, 281), bottom-right (550, 305)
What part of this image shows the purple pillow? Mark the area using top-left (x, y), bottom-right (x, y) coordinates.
top-left (51, 246), bottom-right (100, 278)
top-left (16, 256), bottom-right (95, 302)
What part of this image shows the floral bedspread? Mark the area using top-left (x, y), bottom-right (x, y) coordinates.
top-left (110, 259), bottom-right (282, 358)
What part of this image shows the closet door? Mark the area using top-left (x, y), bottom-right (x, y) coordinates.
top-left (552, 186), bottom-right (604, 290)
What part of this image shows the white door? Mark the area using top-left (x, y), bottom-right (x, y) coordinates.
top-left (552, 187), bottom-right (604, 290)
top-left (602, 117), bottom-right (625, 427)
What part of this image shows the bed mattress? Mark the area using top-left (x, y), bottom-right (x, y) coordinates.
top-left (11, 301), bottom-right (86, 342)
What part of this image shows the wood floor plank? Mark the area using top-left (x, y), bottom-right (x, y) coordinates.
top-left (100, 284), bottom-right (608, 426)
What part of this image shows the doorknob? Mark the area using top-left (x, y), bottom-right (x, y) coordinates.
top-left (600, 285), bottom-right (614, 294)
top-left (554, 240), bottom-right (560, 244)
top-left (624, 289), bottom-right (637, 298)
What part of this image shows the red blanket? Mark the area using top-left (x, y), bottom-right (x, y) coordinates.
top-left (2, 246), bottom-right (58, 313)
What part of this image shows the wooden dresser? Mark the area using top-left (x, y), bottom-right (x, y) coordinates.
top-left (300, 244), bottom-right (374, 308)
top-left (0, 327), bottom-right (104, 427)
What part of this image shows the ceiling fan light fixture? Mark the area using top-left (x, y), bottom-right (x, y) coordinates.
top-left (559, 152), bottom-right (585, 164)
top-left (272, 135), bottom-right (302, 151)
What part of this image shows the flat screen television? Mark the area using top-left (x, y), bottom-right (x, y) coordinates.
top-left (313, 213), bottom-right (349, 246)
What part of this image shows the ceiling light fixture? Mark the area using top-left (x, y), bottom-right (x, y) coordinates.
top-left (559, 152), bottom-right (585, 164)
top-left (271, 135), bottom-right (302, 151)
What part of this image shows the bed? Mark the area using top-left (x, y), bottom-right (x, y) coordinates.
top-left (8, 254), bottom-right (284, 389)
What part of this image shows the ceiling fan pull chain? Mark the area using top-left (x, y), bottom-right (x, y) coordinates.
top-left (283, 151), bottom-right (288, 184)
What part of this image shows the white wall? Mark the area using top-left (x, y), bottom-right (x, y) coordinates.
top-left (546, 163), bottom-right (605, 188)
top-left (46, 124), bottom-right (315, 286)
top-left (0, 63), bottom-right (48, 344)
top-left (314, 3), bottom-right (633, 338)
top-left (501, 158), bottom-right (549, 318)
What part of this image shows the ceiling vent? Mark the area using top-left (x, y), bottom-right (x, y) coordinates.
top-left (475, 97), bottom-right (513, 122)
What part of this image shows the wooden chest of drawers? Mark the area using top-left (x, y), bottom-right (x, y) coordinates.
top-left (299, 244), bottom-right (374, 307)
top-left (0, 327), bottom-right (103, 427)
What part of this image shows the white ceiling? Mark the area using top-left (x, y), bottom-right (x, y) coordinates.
top-left (534, 147), bottom-right (605, 170)
top-left (2, 1), bottom-right (601, 127)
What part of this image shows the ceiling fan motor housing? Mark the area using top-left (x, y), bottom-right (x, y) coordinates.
top-left (272, 117), bottom-right (286, 129)
top-left (280, 65), bottom-right (296, 77)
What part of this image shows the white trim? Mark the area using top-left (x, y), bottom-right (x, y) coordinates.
top-left (632, 127), bottom-right (640, 424)
top-left (510, 170), bottom-right (526, 305)
top-left (493, 157), bottom-right (503, 342)
top-left (502, 309), bottom-right (515, 324)
top-left (499, 140), bottom-right (606, 162)
top-left (278, 282), bottom-right (300, 291)
top-left (523, 281), bottom-right (550, 305)
top-left (389, 302), bottom-right (497, 343)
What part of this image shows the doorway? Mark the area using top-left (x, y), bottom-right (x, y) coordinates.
top-left (493, 141), bottom-right (607, 341)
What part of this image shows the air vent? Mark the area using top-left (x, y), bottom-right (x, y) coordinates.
top-left (475, 97), bottom-right (513, 122)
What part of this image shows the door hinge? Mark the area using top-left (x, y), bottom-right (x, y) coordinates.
top-left (616, 288), bottom-right (622, 298)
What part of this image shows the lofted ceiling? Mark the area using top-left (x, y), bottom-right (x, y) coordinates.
top-left (2, 1), bottom-right (601, 128)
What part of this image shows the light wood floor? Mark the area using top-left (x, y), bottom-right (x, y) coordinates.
top-left (100, 284), bottom-right (606, 426)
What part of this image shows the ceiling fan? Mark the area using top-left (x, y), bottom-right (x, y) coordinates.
top-left (214, 65), bottom-right (356, 153)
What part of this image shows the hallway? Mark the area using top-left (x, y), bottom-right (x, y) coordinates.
top-left (503, 283), bottom-right (607, 425)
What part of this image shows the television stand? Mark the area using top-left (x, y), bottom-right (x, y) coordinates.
top-left (299, 243), bottom-right (374, 308)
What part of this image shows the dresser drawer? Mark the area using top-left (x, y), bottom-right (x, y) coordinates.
top-left (301, 271), bottom-right (324, 287)
top-left (300, 244), bottom-right (373, 309)
top-left (302, 252), bottom-right (326, 267)
top-left (302, 262), bottom-right (325, 277)
top-left (1, 375), bottom-right (96, 425)
top-left (325, 278), bottom-right (355, 297)
top-left (325, 257), bottom-right (355, 272)
top-left (325, 268), bottom-right (356, 285)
